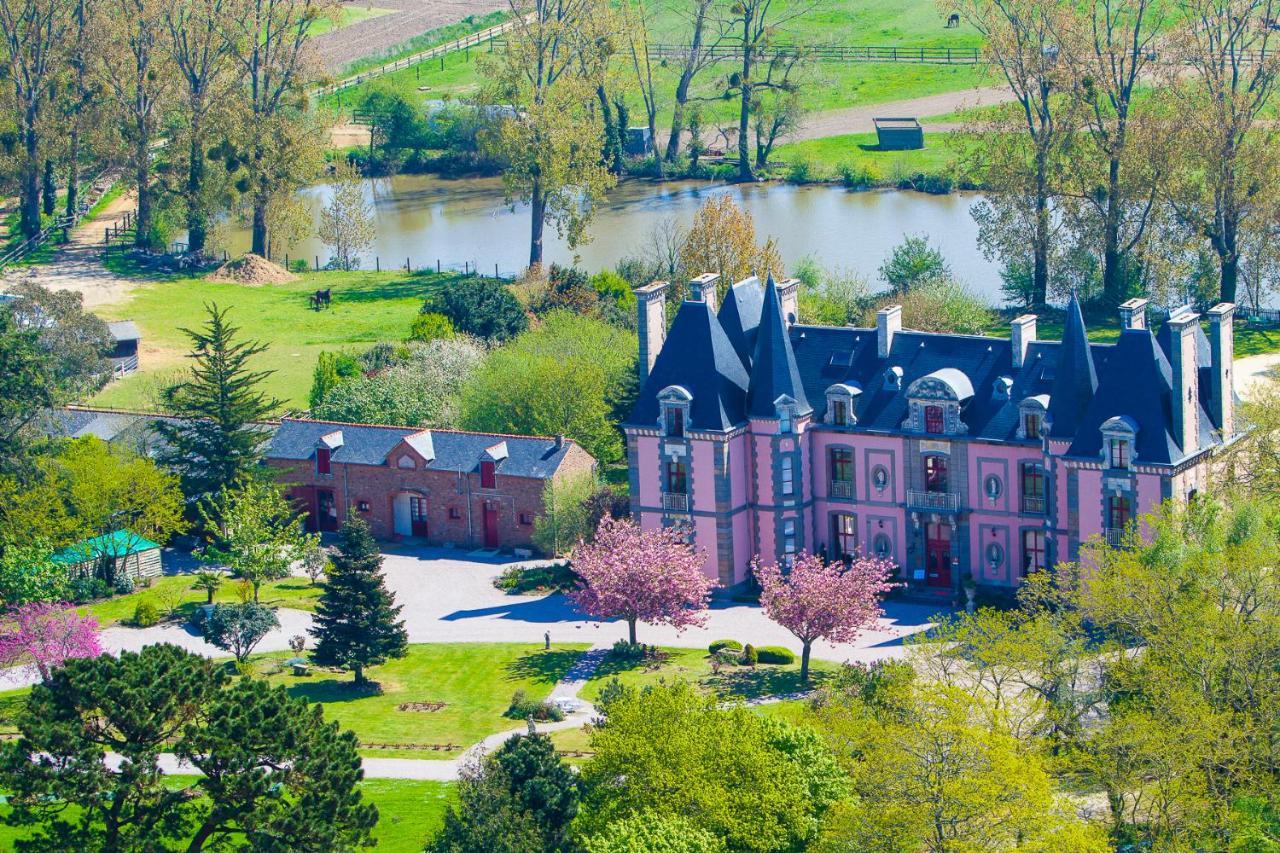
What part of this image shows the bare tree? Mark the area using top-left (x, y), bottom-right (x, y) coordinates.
top-left (0, 0), bottom-right (73, 238)
top-left (318, 162), bottom-right (374, 271)
top-left (1164, 0), bottom-right (1280, 304)
top-left (664, 0), bottom-right (725, 162)
top-left (623, 0), bottom-right (662, 175)
top-left (751, 52), bottom-right (807, 169)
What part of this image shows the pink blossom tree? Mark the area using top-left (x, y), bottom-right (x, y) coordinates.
top-left (753, 551), bottom-right (897, 683)
top-left (0, 602), bottom-right (102, 683)
top-left (568, 517), bottom-right (716, 645)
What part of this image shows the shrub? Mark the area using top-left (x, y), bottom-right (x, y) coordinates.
top-left (407, 311), bottom-right (455, 343)
top-left (610, 639), bottom-right (645, 662)
top-left (68, 576), bottom-right (109, 604)
top-left (755, 646), bottom-right (797, 665)
top-left (505, 689), bottom-right (565, 722)
top-left (427, 278), bottom-right (528, 342)
top-left (493, 562), bottom-right (578, 595)
top-left (289, 258), bottom-right (310, 273)
top-left (595, 677), bottom-right (634, 715)
top-left (113, 575), bottom-right (135, 596)
top-left (787, 158), bottom-right (820, 184)
top-left (839, 161), bottom-right (880, 190)
top-left (740, 643), bottom-right (758, 666)
top-left (133, 600), bottom-right (160, 627)
top-left (709, 639), bottom-right (743, 654)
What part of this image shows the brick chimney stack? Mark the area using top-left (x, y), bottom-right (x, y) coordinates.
top-left (1208, 302), bottom-right (1235, 439)
top-left (877, 305), bottom-right (902, 359)
top-left (1011, 314), bottom-right (1037, 369)
top-left (635, 281), bottom-right (669, 386)
top-left (1119, 298), bottom-right (1149, 331)
top-left (1167, 309), bottom-right (1201, 455)
top-left (776, 277), bottom-right (801, 326)
top-left (688, 273), bottom-right (720, 311)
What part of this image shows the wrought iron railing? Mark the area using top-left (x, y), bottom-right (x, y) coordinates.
top-left (829, 480), bottom-right (854, 499)
top-left (906, 490), bottom-right (960, 513)
top-left (662, 492), bottom-right (689, 512)
top-left (1104, 527), bottom-right (1126, 548)
top-left (1021, 496), bottom-right (1046, 515)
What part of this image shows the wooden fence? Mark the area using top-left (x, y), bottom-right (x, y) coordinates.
top-left (0, 170), bottom-right (115, 269)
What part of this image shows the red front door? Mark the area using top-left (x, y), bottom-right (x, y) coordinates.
top-left (409, 496), bottom-right (429, 537)
top-left (483, 503), bottom-right (499, 549)
top-left (925, 522), bottom-right (951, 587)
top-left (317, 489), bottom-right (338, 532)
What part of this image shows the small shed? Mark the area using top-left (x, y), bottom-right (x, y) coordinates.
top-left (624, 126), bottom-right (653, 157)
top-left (107, 321), bottom-right (140, 376)
top-left (53, 530), bottom-right (163, 580)
top-left (873, 117), bottom-right (924, 151)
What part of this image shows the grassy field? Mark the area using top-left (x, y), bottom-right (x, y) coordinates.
top-left (79, 574), bottom-right (324, 627)
top-left (773, 130), bottom-right (970, 184)
top-left (0, 777), bottom-right (453, 849)
top-left (257, 643), bottom-right (589, 758)
top-left (334, 10), bottom-right (510, 78)
top-left (91, 268), bottom-right (479, 412)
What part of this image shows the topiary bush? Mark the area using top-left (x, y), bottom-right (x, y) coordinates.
top-left (740, 643), bottom-right (758, 667)
top-left (133, 600), bottom-right (160, 627)
top-left (708, 639), bottom-right (743, 654)
top-left (755, 646), bottom-right (797, 665)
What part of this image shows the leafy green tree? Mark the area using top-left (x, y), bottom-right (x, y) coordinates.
top-left (311, 514), bottom-right (407, 685)
top-left (532, 470), bottom-right (599, 556)
top-left (877, 233), bottom-right (951, 293)
top-left (156, 304), bottom-right (280, 506)
top-left (460, 311), bottom-right (636, 463)
top-left (0, 643), bottom-right (376, 850)
top-left (202, 602), bottom-right (279, 663)
top-left (579, 681), bottom-right (833, 851)
top-left (200, 477), bottom-right (308, 602)
top-left (407, 312), bottom-right (456, 343)
top-left (0, 542), bottom-right (70, 606)
top-left (428, 279), bottom-right (528, 342)
top-left (582, 812), bottom-right (726, 853)
top-left (309, 349), bottom-right (362, 410)
top-left (433, 733), bottom-right (578, 853)
top-left (863, 279), bottom-right (994, 336)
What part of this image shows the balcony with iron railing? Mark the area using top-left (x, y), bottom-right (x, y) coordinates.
top-left (662, 492), bottom-right (689, 512)
top-left (1021, 495), bottom-right (1046, 515)
top-left (906, 489), bottom-right (961, 513)
top-left (829, 479), bottom-right (854, 499)
top-left (1104, 527), bottom-right (1127, 547)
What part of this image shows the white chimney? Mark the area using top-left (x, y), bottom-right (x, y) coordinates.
top-left (635, 281), bottom-right (669, 385)
top-left (1011, 314), bottom-right (1037, 369)
top-left (688, 272), bottom-right (720, 311)
top-left (1167, 310), bottom-right (1200, 455)
top-left (1119, 298), bottom-right (1149, 330)
top-left (877, 305), bottom-right (902, 359)
top-left (777, 277), bottom-right (801, 326)
top-left (1208, 302), bottom-right (1235, 439)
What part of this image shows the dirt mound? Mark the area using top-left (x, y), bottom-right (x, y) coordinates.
top-left (208, 253), bottom-right (296, 285)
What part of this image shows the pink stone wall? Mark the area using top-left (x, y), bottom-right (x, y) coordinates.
top-left (1077, 468), bottom-right (1103, 543)
top-left (636, 435), bottom-right (661, 505)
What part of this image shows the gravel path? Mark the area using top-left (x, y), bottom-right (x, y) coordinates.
top-left (784, 85), bottom-right (1015, 142)
top-left (312, 0), bottom-right (507, 72)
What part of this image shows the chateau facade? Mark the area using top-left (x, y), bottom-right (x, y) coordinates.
top-left (624, 274), bottom-right (1239, 593)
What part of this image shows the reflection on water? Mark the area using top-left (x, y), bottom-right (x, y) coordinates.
top-left (224, 174), bottom-right (1003, 302)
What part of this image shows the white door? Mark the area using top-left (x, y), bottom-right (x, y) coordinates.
top-left (393, 493), bottom-right (412, 536)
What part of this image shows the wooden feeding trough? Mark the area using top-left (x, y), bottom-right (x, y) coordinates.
top-left (873, 117), bottom-right (924, 151)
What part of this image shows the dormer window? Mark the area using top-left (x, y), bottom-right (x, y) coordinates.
top-left (825, 383), bottom-right (861, 427)
top-left (481, 460), bottom-right (497, 488)
top-left (885, 366), bottom-right (903, 390)
top-left (316, 430), bottom-right (343, 475)
top-left (666, 407), bottom-right (684, 437)
top-left (1100, 415), bottom-right (1138, 470)
top-left (1017, 395), bottom-right (1050, 441)
top-left (924, 405), bottom-right (944, 434)
top-left (779, 408), bottom-right (793, 434)
top-left (1024, 412), bottom-right (1042, 440)
top-left (658, 386), bottom-right (693, 439)
top-left (904, 369), bottom-right (973, 437)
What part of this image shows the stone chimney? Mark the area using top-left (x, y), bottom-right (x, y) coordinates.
top-left (1119, 298), bottom-right (1149, 331)
top-left (1011, 314), bottom-right (1037, 369)
top-left (1167, 309), bottom-right (1201, 455)
top-left (877, 305), bottom-right (902, 359)
top-left (1208, 302), bottom-right (1235, 439)
top-left (688, 273), bottom-right (720, 311)
top-left (635, 281), bottom-right (669, 386)
top-left (777, 277), bottom-right (801, 326)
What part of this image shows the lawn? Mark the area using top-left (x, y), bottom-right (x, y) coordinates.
top-left (578, 646), bottom-right (840, 704)
top-left (335, 10), bottom-right (510, 78)
top-left (90, 268), bottom-right (479, 412)
top-left (773, 130), bottom-right (972, 185)
top-left (257, 643), bottom-right (589, 758)
top-left (79, 574), bottom-right (324, 627)
top-left (989, 310), bottom-right (1280, 356)
top-left (0, 778), bottom-right (454, 850)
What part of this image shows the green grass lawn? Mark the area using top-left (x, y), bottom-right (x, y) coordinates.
top-left (989, 310), bottom-right (1280, 356)
top-left (578, 646), bottom-right (839, 704)
top-left (257, 643), bottom-right (589, 758)
top-left (91, 269), bottom-right (479, 412)
top-left (79, 574), bottom-right (324, 627)
top-left (773, 130), bottom-right (971, 184)
top-left (0, 778), bottom-right (453, 850)
top-left (335, 10), bottom-right (510, 78)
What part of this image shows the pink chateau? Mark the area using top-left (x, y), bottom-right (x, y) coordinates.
top-left (623, 274), bottom-right (1239, 595)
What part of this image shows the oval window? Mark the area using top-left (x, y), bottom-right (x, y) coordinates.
top-left (984, 475), bottom-right (1002, 500)
top-left (986, 542), bottom-right (1004, 567)
top-left (872, 466), bottom-right (890, 492)
top-left (873, 533), bottom-right (892, 559)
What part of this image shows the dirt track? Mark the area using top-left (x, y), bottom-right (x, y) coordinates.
top-left (784, 85), bottom-right (1016, 141)
top-left (312, 0), bottom-right (507, 72)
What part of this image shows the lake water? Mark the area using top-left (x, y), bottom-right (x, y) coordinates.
top-left (224, 174), bottom-right (1003, 301)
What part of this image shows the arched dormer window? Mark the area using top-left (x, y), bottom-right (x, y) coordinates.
top-left (903, 369), bottom-right (973, 436)
top-left (1017, 394), bottom-right (1050, 441)
top-left (774, 394), bottom-right (798, 434)
top-left (993, 376), bottom-right (1013, 400)
top-left (1101, 415), bottom-right (1138, 470)
top-left (658, 385), bottom-right (693, 438)
top-left (884, 366), bottom-right (904, 391)
top-left (825, 383), bottom-right (861, 427)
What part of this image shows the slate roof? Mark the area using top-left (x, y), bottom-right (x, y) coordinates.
top-left (718, 276), bottom-right (764, 367)
top-left (629, 299), bottom-right (750, 432)
top-left (746, 276), bottom-right (811, 418)
top-left (107, 321), bottom-right (141, 342)
top-left (267, 419), bottom-right (579, 479)
top-left (630, 294), bottom-right (1233, 466)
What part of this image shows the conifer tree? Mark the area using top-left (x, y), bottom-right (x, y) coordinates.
top-left (311, 515), bottom-right (407, 685)
top-left (155, 304), bottom-right (280, 506)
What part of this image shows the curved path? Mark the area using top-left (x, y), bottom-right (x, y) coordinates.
top-left (784, 85), bottom-right (1014, 142)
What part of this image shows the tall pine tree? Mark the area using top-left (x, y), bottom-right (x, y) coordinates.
top-left (311, 515), bottom-right (408, 685)
top-left (155, 304), bottom-right (279, 506)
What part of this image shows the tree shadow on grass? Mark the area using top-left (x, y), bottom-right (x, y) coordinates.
top-left (704, 666), bottom-right (832, 701)
top-left (503, 649), bottom-right (584, 684)
top-left (284, 677), bottom-right (372, 705)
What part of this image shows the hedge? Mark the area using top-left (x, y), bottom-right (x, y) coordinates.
top-left (755, 646), bottom-right (797, 665)
top-left (708, 639), bottom-right (743, 654)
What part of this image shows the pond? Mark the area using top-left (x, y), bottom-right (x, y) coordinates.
top-left (222, 174), bottom-right (1004, 302)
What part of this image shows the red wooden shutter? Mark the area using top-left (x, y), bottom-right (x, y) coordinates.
top-left (481, 460), bottom-right (496, 489)
top-left (316, 447), bottom-right (331, 475)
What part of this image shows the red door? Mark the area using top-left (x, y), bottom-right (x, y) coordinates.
top-left (409, 496), bottom-right (429, 537)
top-left (317, 490), bottom-right (338, 532)
top-left (925, 522), bottom-right (951, 587)
top-left (483, 503), bottom-right (499, 549)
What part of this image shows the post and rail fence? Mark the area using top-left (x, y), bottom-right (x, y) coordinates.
top-left (0, 169), bottom-right (117, 269)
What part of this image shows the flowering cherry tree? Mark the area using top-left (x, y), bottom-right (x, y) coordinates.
top-left (568, 518), bottom-right (716, 645)
top-left (0, 602), bottom-right (102, 683)
top-left (753, 551), bottom-right (897, 683)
